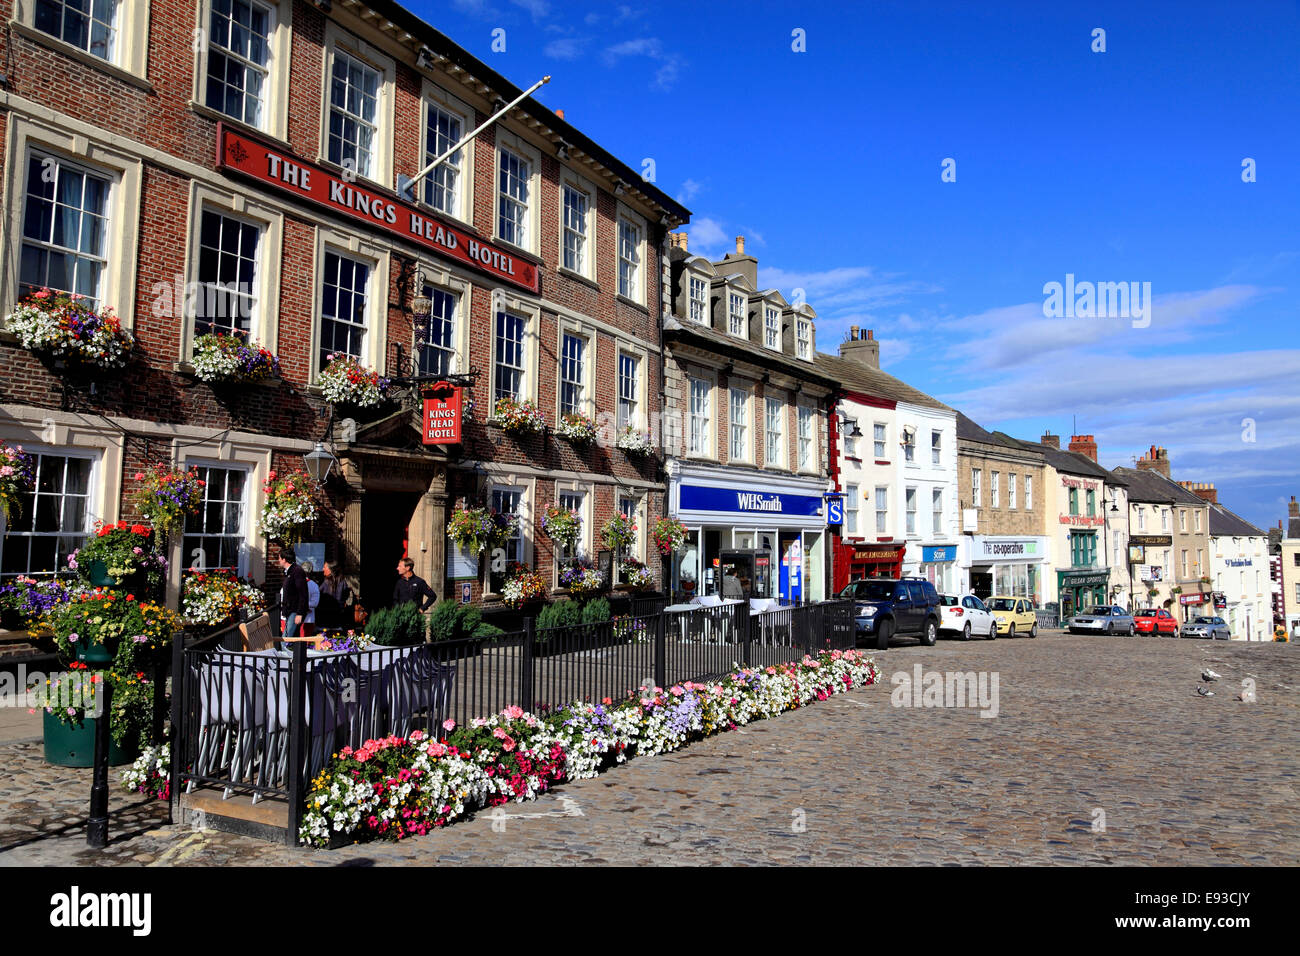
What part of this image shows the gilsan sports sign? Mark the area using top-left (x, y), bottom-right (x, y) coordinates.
top-left (216, 125), bottom-right (540, 293)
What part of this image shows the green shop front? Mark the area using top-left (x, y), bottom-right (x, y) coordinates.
top-left (1057, 568), bottom-right (1110, 618)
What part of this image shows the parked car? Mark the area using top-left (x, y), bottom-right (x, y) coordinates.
top-left (1133, 608), bottom-right (1178, 636)
top-left (1067, 606), bottom-right (1136, 636)
top-left (1181, 616), bottom-right (1231, 640)
top-left (938, 594), bottom-right (997, 640)
top-left (839, 577), bottom-right (942, 649)
top-left (986, 596), bottom-right (1038, 637)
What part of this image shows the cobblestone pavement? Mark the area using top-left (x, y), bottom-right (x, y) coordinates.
top-left (2, 632), bottom-right (1296, 866)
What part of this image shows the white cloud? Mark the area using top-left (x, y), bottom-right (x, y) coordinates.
top-left (675, 178), bottom-right (704, 204)
top-left (601, 37), bottom-right (683, 92)
top-left (543, 36), bottom-right (587, 60)
top-left (510, 0), bottom-right (550, 19)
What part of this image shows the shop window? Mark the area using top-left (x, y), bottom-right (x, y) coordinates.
top-left (0, 452), bottom-right (93, 578)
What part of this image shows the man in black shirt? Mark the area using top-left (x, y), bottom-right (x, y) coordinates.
top-left (277, 548), bottom-right (310, 639)
top-left (393, 557), bottom-right (437, 611)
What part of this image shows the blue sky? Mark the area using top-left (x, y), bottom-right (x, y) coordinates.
top-left (423, 0), bottom-right (1299, 531)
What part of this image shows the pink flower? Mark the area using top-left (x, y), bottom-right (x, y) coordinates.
top-left (68, 633), bottom-right (79, 643)
top-left (442, 719), bottom-right (456, 732)
top-left (670, 686), bottom-right (684, 697)
top-left (135, 472), bottom-right (145, 481)
top-left (501, 735), bottom-right (516, 752)
top-left (492, 727), bottom-right (508, 740)
top-left (409, 730), bottom-right (425, 742)
top-left (501, 704), bottom-right (525, 720)
top-left (66, 707), bottom-right (75, 715)
top-left (426, 742), bottom-right (448, 758)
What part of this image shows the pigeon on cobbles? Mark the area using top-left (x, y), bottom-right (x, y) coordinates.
top-left (1196, 686), bottom-right (1214, 697)
top-left (1202, 669), bottom-right (1221, 682)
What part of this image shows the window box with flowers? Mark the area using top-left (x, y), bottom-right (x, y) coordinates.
top-left (4, 288), bottom-right (134, 371)
top-left (131, 464), bottom-right (205, 535)
top-left (494, 397), bottom-right (546, 436)
top-left (191, 331), bottom-right (280, 385)
top-left (615, 426), bottom-right (654, 457)
top-left (447, 505), bottom-right (518, 556)
top-left (556, 412), bottom-right (598, 445)
top-left (557, 560), bottom-right (604, 599)
top-left (317, 354), bottom-right (391, 409)
top-left (180, 568), bottom-right (267, 629)
top-left (259, 469), bottom-right (320, 543)
top-left (68, 521), bottom-right (168, 598)
top-left (501, 563), bottom-right (546, 608)
top-left (617, 557), bottom-right (653, 590)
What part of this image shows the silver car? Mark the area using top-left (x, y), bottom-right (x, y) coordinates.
top-left (1181, 616), bottom-right (1231, 640)
top-left (1067, 606), bottom-right (1136, 636)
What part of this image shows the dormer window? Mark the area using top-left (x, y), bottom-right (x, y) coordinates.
top-left (689, 275), bottom-right (707, 324)
top-left (764, 306), bottom-right (780, 349)
top-left (728, 292), bottom-right (746, 336)
top-left (795, 318), bottom-right (811, 359)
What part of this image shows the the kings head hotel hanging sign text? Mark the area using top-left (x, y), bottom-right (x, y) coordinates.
top-left (216, 125), bottom-right (540, 294)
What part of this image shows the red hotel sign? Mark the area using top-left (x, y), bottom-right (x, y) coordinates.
top-left (216, 125), bottom-right (539, 293)
top-left (422, 384), bottom-right (462, 445)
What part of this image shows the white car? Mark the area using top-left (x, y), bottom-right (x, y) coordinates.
top-left (938, 594), bottom-right (997, 640)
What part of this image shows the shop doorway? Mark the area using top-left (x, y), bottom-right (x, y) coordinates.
top-left (778, 532), bottom-right (802, 602)
top-left (970, 567), bottom-right (993, 600)
top-left (360, 491), bottom-right (422, 612)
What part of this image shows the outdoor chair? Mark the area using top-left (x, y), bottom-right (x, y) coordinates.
top-left (192, 650), bottom-right (284, 800)
top-left (384, 649), bottom-right (457, 738)
top-left (238, 613), bottom-right (277, 652)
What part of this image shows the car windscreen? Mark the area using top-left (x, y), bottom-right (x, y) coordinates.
top-left (841, 581), bottom-right (894, 601)
top-left (988, 598), bottom-right (1017, 611)
top-left (1085, 608), bottom-right (1112, 616)
top-left (1193, 617), bottom-right (1214, 624)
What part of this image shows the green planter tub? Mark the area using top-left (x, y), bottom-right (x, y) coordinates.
top-left (42, 710), bottom-right (139, 768)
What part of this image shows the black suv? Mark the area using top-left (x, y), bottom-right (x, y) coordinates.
top-left (838, 577), bottom-right (942, 649)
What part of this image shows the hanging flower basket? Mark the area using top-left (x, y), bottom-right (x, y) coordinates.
top-left (191, 331), bottom-right (280, 384)
top-left (541, 505), bottom-right (581, 551)
top-left (131, 464), bottom-right (205, 534)
top-left (494, 397), bottom-right (546, 435)
top-left (446, 506), bottom-right (518, 555)
top-left (317, 353), bottom-right (391, 408)
top-left (259, 469), bottom-right (319, 542)
top-left (615, 426), bottom-right (654, 456)
top-left (0, 442), bottom-right (35, 523)
top-left (501, 563), bottom-right (546, 608)
top-left (556, 412), bottom-right (598, 444)
top-left (651, 517), bottom-right (689, 556)
top-left (4, 289), bottom-right (134, 370)
top-left (601, 512), bottom-right (637, 552)
top-left (67, 521), bottom-right (168, 596)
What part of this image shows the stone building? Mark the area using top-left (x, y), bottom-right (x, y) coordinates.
top-left (0, 0), bottom-right (689, 615)
top-left (1179, 483), bottom-right (1269, 640)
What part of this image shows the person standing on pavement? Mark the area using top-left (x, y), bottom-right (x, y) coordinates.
top-left (393, 556), bottom-right (437, 611)
top-left (317, 560), bottom-right (353, 631)
top-left (277, 548), bottom-right (309, 639)
top-left (303, 563), bottom-right (321, 637)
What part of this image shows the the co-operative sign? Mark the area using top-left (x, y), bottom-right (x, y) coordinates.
top-left (678, 485), bottom-right (824, 517)
top-left (216, 125), bottom-right (539, 293)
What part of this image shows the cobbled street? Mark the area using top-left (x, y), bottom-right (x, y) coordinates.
top-left (2, 632), bottom-right (1297, 866)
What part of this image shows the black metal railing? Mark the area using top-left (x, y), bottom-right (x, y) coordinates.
top-left (170, 599), bottom-right (854, 843)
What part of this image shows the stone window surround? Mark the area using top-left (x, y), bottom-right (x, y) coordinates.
top-left (189, 0), bottom-right (293, 143)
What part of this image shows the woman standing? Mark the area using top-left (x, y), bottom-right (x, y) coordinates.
top-left (317, 560), bottom-right (353, 632)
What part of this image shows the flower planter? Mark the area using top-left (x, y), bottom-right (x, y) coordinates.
top-left (43, 710), bottom-right (139, 768)
top-left (75, 635), bottom-right (119, 665)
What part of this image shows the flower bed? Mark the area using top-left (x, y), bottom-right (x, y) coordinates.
top-left (4, 289), bottom-right (134, 369)
top-left (317, 354), bottom-right (390, 408)
top-left (121, 744), bottom-right (170, 801)
top-left (300, 648), bottom-right (880, 846)
top-left (191, 331), bottom-right (280, 384)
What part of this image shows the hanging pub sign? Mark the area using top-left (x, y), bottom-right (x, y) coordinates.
top-left (422, 382), bottom-right (462, 445)
top-left (216, 125), bottom-right (540, 293)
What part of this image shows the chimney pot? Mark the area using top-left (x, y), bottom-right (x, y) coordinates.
top-left (867, 329), bottom-right (874, 340)
top-left (555, 108), bottom-right (565, 119)
top-left (849, 325), bottom-right (859, 340)
top-left (736, 236), bottom-right (745, 255)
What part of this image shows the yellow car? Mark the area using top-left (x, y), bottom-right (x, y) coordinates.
top-left (986, 596), bottom-right (1038, 638)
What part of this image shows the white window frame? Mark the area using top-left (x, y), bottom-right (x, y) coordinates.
top-left (1008, 473), bottom-right (1017, 510)
top-left (874, 423), bottom-right (887, 460)
top-left (194, 0), bottom-right (291, 139)
top-left (486, 478), bottom-right (532, 596)
top-left (875, 486), bottom-right (888, 534)
top-left (553, 482), bottom-right (592, 577)
top-left (845, 483), bottom-right (859, 535)
top-left (617, 492), bottom-right (646, 564)
top-left (617, 211), bottom-right (645, 304)
top-left (1194, 510), bottom-right (1202, 533)
top-left (796, 403), bottom-right (816, 474)
top-left (617, 349), bottom-right (644, 432)
top-left (906, 487), bottom-right (917, 535)
top-left (0, 447), bottom-right (98, 579)
top-left (181, 182), bottom-right (284, 362)
top-left (1179, 509), bottom-right (1187, 532)
top-left (688, 274), bottom-right (708, 325)
top-left (687, 374), bottom-right (714, 459)
top-left (931, 430), bottom-right (942, 467)
top-left (795, 318), bottom-right (812, 360)
top-left (764, 305), bottom-right (781, 350)
top-left (180, 459), bottom-right (254, 577)
top-left (764, 396), bottom-right (785, 469)
top-left (319, 26), bottom-right (395, 188)
top-left (1024, 474), bottom-right (1032, 511)
top-left (558, 173), bottom-right (595, 281)
top-left (312, 228), bottom-right (388, 378)
top-left (17, 0), bottom-right (149, 81)
top-left (3, 123), bottom-right (142, 331)
top-left (415, 266), bottom-right (469, 379)
top-left (494, 132), bottom-right (540, 255)
top-left (729, 384), bottom-right (752, 464)
top-left (991, 471), bottom-right (1000, 509)
top-left (902, 427), bottom-right (916, 463)
top-left (488, 291), bottom-right (541, 407)
top-left (419, 86), bottom-right (473, 223)
top-left (727, 291), bottom-right (747, 337)
top-left (556, 323), bottom-right (593, 420)
top-left (972, 469), bottom-right (981, 509)
top-left (932, 487), bottom-right (943, 535)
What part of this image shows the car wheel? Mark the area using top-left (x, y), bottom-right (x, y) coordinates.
top-left (987, 621), bottom-right (997, 640)
top-left (1030, 623), bottom-right (1038, 639)
top-left (962, 622), bottom-right (972, 641)
top-left (1006, 623), bottom-right (1015, 638)
top-left (1128, 625), bottom-right (1135, 636)
top-left (921, 619), bottom-right (938, 647)
top-left (876, 619), bottom-right (892, 651)
top-left (1107, 623), bottom-right (1116, 636)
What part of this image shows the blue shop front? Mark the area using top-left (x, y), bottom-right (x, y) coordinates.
top-left (666, 463), bottom-right (829, 603)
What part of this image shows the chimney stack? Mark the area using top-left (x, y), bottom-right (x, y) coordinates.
top-left (1136, 445), bottom-right (1172, 478)
top-left (839, 327), bottom-right (880, 369)
top-left (735, 236), bottom-right (745, 255)
top-left (1178, 481), bottom-right (1218, 505)
top-left (1068, 434), bottom-right (1098, 462)
top-left (1290, 495), bottom-right (1299, 518)
top-left (1040, 432), bottom-right (1060, 449)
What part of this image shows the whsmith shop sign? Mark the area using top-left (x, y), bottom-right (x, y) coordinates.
top-left (216, 125), bottom-right (540, 293)
top-left (678, 485), bottom-right (824, 517)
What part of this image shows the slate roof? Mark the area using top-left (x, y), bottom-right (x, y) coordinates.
top-left (1208, 502), bottom-right (1265, 537)
top-left (1111, 467), bottom-right (1206, 505)
top-left (997, 435), bottom-right (1121, 483)
top-left (814, 353), bottom-right (952, 412)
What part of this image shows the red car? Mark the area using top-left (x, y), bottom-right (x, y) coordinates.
top-left (1134, 608), bottom-right (1178, 635)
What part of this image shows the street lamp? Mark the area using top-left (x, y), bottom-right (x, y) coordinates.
top-left (304, 442), bottom-right (337, 483)
top-left (411, 268), bottom-right (432, 323)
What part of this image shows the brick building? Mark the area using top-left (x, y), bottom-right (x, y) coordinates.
top-left (662, 233), bottom-right (834, 602)
top-left (0, 0), bottom-right (688, 614)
